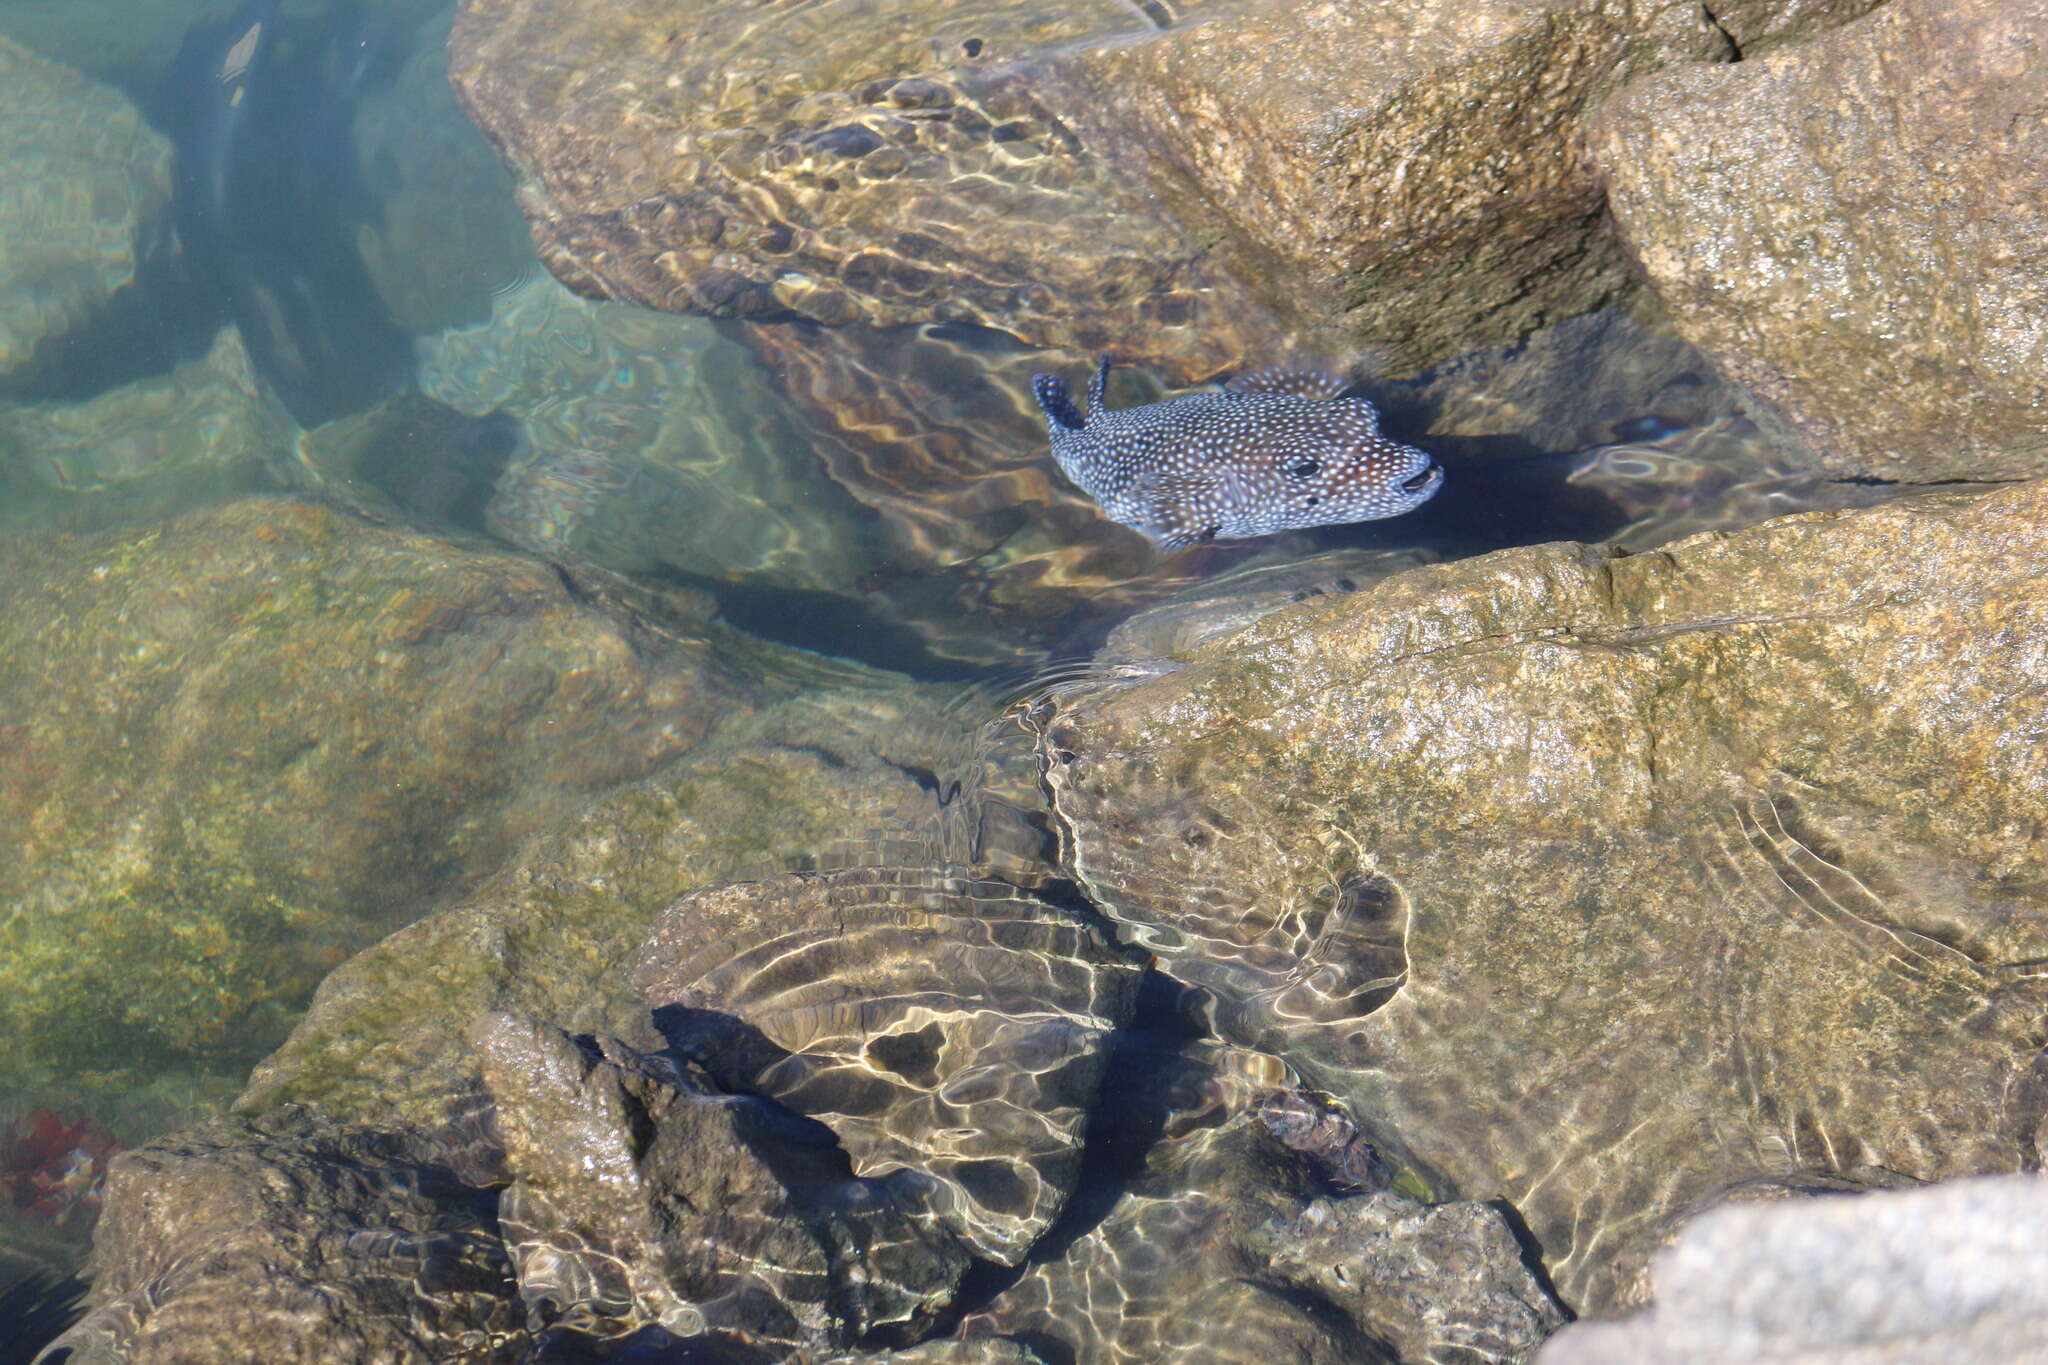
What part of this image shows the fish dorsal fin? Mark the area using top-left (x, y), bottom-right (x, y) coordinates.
top-left (1087, 355), bottom-right (1112, 418)
top-left (1031, 373), bottom-right (1087, 431)
top-left (1227, 368), bottom-right (1349, 401)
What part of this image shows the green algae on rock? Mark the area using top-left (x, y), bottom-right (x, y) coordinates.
top-left (0, 497), bottom-right (743, 1091)
top-left (1588, 0), bottom-right (2048, 482)
top-left (1034, 479), bottom-right (2048, 1312)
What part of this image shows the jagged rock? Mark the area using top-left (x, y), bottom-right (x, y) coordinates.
top-left (1589, 0), bottom-right (2048, 481)
top-left (36, 1108), bottom-right (523, 1365)
top-left (476, 1014), bottom-right (968, 1351)
top-left (0, 496), bottom-right (742, 1088)
top-left (448, 0), bottom-right (1876, 378)
top-left (1253, 1194), bottom-right (1567, 1362)
top-left (0, 38), bottom-right (170, 386)
top-left (1035, 480), bottom-right (2048, 1311)
top-left (633, 865), bottom-right (1142, 1265)
top-left (1538, 1175), bottom-right (2048, 1364)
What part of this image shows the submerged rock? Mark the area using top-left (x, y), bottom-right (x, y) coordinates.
top-left (1538, 1175), bottom-right (2048, 1364)
top-left (634, 865), bottom-right (1142, 1265)
top-left (1035, 480), bottom-right (2048, 1310)
top-left (478, 1014), bottom-right (968, 1351)
top-left (447, 0), bottom-right (1875, 377)
top-left (1590, 0), bottom-right (2048, 481)
top-left (0, 38), bottom-right (170, 387)
top-left (39, 1108), bottom-right (523, 1364)
top-left (0, 497), bottom-right (740, 1090)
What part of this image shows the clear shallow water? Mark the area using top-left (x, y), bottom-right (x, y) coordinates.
top-left (0, 0), bottom-right (1925, 1342)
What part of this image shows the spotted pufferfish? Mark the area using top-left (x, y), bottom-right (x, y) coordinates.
top-left (1032, 358), bottom-right (1443, 551)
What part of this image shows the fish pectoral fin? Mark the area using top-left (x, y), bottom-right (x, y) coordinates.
top-left (1227, 367), bottom-right (1349, 401)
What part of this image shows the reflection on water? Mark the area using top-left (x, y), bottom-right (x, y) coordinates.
top-left (0, 0), bottom-right (1971, 1353)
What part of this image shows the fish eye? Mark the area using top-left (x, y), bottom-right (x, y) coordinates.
top-left (1305, 495), bottom-right (1320, 506)
top-left (1199, 525), bottom-right (1221, 542)
top-left (1288, 459), bottom-right (1321, 478)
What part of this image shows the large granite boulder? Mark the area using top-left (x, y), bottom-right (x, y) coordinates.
top-left (448, 0), bottom-right (1877, 379)
top-left (1589, 0), bottom-right (2048, 482)
top-left (1034, 480), bottom-right (2048, 1311)
top-left (0, 38), bottom-right (171, 387)
top-left (1539, 1175), bottom-right (2048, 1364)
top-left (0, 497), bottom-right (743, 1091)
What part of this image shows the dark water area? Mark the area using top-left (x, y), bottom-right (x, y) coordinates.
top-left (2, 0), bottom-right (2033, 1361)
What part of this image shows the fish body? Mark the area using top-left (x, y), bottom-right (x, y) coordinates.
top-left (1032, 358), bottom-right (1443, 551)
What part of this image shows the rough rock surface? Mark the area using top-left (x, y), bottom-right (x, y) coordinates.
top-left (634, 865), bottom-right (1142, 1265)
top-left (1036, 480), bottom-right (2048, 1312)
top-left (38, 1108), bottom-right (522, 1365)
top-left (0, 497), bottom-right (740, 1085)
top-left (0, 38), bottom-right (171, 386)
top-left (449, 0), bottom-right (1874, 379)
top-left (1538, 1175), bottom-right (2048, 1365)
top-left (964, 1022), bottom-right (1563, 1364)
top-left (1590, 0), bottom-right (2048, 481)
top-left (234, 673), bottom-right (995, 1132)
top-left (477, 1014), bottom-right (968, 1350)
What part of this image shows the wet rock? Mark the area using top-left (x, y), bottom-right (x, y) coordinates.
top-left (417, 273), bottom-right (885, 602)
top-left (826, 1343), bottom-right (1047, 1365)
top-left (0, 496), bottom-right (734, 1086)
top-left (476, 1014), bottom-right (967, 1350)
top-left (448, 0), bottom-right (1875, 377)
top-left (1253, 1194), bottom-right (1567, 1362)
top-left (1589, 0), bottom-right (2048, 482)
top-left (235, 676), bottom-right (1022, 1131)
top-left (1537, 1175), bottom-right (2048, 1365)
top-left (0, 327), bottom-right (295, 530)
top-left (38, 1107), bottom-right (524, 1364)
top-left (633, 865), bottom-right (1142, 1265)
top-left (1035, 480), bottom-right (2048, 1311)
top-left (0, 38), bottom-right (171, 386)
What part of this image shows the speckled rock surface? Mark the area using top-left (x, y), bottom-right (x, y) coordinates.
top-left (0, 37), bottom-right (171, 386)
top-left (1538, 1175), bottom-right (2048, 1365)
top-left (634, 865), bottom-right (1141, 1265)
top-left (0, 497), bottom-right (741, 1089)
top-left (1036, 480), bottom-right (2048, 1312)
top-left (39, 1107), bottom-right (523, 1365)
top-left (234, 673), bottom-right (1031, 1131)
top-left (448, 0), bottom-right (1876, 380)
top-left (1589, 0), bottom-right (2048, 481)
top-left (477, 1014), bottom-right (968, 1351)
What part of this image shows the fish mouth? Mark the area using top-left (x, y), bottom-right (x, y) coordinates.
top-left (1402, 464), bottom-right (1443, 496)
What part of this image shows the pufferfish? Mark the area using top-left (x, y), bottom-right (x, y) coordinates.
top-left (1032, 357), bottom-right (1443, 550)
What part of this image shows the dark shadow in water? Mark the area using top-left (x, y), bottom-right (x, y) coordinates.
top-left (139, 0), bottom-right (415, 426)
top-left (0, 1267), bottom-right (86, 1363)
top-left (654, 569), bottom-right (994, 683)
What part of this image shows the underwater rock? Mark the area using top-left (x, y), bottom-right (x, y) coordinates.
top-left (0, 496), bottom-right (734, 1089)
top-left (38, 1107), bottom-right (523, 1364)
top-left (0, 38), bottom-right (171, 386)
top-left (1253, 1193), bottom-right (1568, 1362)
top-left (1538, 1175), bottom-right (2048, 1364)
top-left (447, 0), bottom-right (1877, 377)
top-left (1036, 480), bottom-right (2048, 1311)
top-left (0, 326), bottom-right (295, 529)
top-left (1589, 0), bottom-right (2048, 482)
top-left (235, 672), bottom-right (1029, 1132)
top-left (634, 865), bottom-right (1142, 1265)
top-left (477, 1013), bottom-right (968, 1350)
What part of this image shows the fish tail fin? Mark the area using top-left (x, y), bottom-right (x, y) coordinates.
top-left (1032, 373), bottom-right (1087, 432)
top-left (1088, 355), bottom-right (1112, 417)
